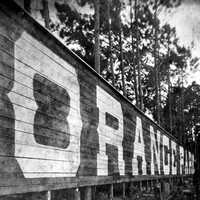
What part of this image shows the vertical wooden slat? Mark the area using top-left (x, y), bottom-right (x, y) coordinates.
top-left (84, 187), bottom-right (92, 200)
top-left (110, 184), bottom-right (114, 200)
top-left (74, 188), bottom-right (81, 200)
top-left (122, 182), bottom-right (126, 199)
top-left (139, 181), bottom-right (142, 191)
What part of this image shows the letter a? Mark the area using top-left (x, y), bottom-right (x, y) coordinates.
top-left (132, 117), bottom-right (146, 175)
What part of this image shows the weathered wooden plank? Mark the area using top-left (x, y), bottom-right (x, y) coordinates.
top-left (0, 0), bottom-right (194, 196)
top-left (0, 46), bottom-right (125, 123)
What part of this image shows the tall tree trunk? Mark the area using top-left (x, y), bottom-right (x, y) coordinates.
top-left (167, 31), bottom-right (173, 133)
top-left (135, 0), bottom-right (143, 110)
top-left (180, 69), bottom-right (185, 144)
top-left (154, 0), bottom-right (160, 124)
top-left (94, 0), bottom-right (100, 74)
top-left (167, 71), bottom-right (172, 132)
top-left (119, 16), bottom-right (126, 96)
top-left (130, 0), bottom-right (139, 107)
top-left (42, 0), bottom-right (50, 29)
top-left (107, 0), bottom-right (115, 85)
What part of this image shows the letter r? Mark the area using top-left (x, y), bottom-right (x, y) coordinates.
top-left (96, 86), bottom-right (125, 176)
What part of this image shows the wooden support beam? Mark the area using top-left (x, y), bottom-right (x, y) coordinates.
top-left (74, 188), bottom-right (81, 200)
top-left (84, 186), bottom-right (92, 200)
top-left (162, 182), bottom-right (170, 199)
top-left (170, 178), bottom-right (173, 190)
top-left (92, 186), bottom-right (96, 200)
top-left (146, 180), bottom-right (149, 192)
top-left (66, 189), bottom-right (76, 200)
top-left (122, 182), bottom-right (126, 199)
top-left (139, 181), bottom-right (142, 191)
top-left (149, 180), bottom-right (152, 191)
top-left (47, 191), bottom-right (51, 200)
top-left (129, 182), bottom-right (134, 197)
top-left (110, 184), bottom-right (114, 200)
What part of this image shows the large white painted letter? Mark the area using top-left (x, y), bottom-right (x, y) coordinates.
top-left (150, 126), bottom-right (160, 175)
top-left (8, 32), bottom-right (82, 178)
top-left (132, 117), bottom-right (146, 175)
top-left (163, 135), bottom-right (170, 175)
top-left (96, 86), bottom-right (125, 176)
top-left (185, 150), bottom-right (189, 174)
top-left (171, 140), bottom-right (177, 175)
top-left (189, 152), bottom-right (194, 174)
top-left (179, 146), bottom-right (184, 175)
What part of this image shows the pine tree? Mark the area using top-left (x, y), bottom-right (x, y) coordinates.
top-left (130, 0), bottom-right (139, 107)
top-left (107, 0), bottom-right (115, 85)
top-left (154, 0), bottom-right (161, 124)
top-left (94, 0), bottom-right (100, 74)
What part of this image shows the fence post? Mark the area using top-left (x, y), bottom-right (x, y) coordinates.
top-left (110, 184), bottom-right (114, 200)
top-left (84, 186), bottom-right (92, 200)
top-left (122, 182), bottom-right (126, 199)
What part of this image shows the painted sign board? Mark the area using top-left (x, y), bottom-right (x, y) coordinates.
top-left (0, 0), bottom-right (194, 196)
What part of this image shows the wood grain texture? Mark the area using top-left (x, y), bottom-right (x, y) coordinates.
top-left (0, 0), bottom-right (195, 196)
